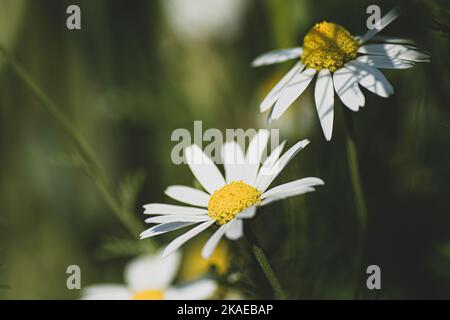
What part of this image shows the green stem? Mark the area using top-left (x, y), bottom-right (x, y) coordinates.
top-left (0, 44), bottom-right (142, 237)
top-left (343, 111), bottom-right (368, 299)
top-left (246, 225), bottom-right (286, 300)
top-left (343, 111), bottom-right (368, 233)
top-left (0, 46), bottom-right (101, 175)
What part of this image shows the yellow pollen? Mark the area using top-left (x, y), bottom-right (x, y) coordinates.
top-left (208, 181), bottom-right (261, 225)
top-left (301, 21), bottom-right (359, 72)
top-left (132, 289), bottom-right (165, 300)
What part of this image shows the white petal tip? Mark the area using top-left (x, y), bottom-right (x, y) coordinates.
top-left (139, 232), bottom-right (148, 239)
top-left (316, 178), bottom-right (325, 186)
top-left (260, 103), bottom-right (269, 113)
top-left (225, 233), bottom-right (243, 241)
top-left (301, 139), bottom-right (310, 148)
top-left (201, 252), bottom-right (209, 259)
top-left (201, 250), bottom-right (212, 260)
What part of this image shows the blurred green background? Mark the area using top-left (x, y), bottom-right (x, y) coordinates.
top-left (0, 0), bottom-right (449, 299)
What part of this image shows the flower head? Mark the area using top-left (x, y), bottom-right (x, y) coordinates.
top-left (140, 130), bottom-right (324, 258)
top-left (178, 235), bottom-right (230, 281)
top-left (81, 250), bottom-right (216, 300)
top-left (252, 8), bottom-right (430, 141)
top-left (208, 181), bottom-right (261, 225)
top-left (162, 0), bottom-right (249, 41)
top-left (301, 22), bottom-right (359, 72)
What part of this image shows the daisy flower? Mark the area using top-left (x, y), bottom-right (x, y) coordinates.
top-left (82, 250), bottom-right (217, 300)
top-left (178, 235), bottom-right (230, 282)
top-left (252, 8), bottom-right (430, 141)
top-left (163, 0), bottom-right (249, 41)
top-left (140, 130), bottom-right (324, 259)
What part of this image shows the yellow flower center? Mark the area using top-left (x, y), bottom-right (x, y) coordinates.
top-left (208, 181), bottom-right (261, 225)
top-left (301, 21), bottom-right (359, 72)
top-left (179, 236), bottom-right (230, 281)
top-left (132, 290), bottom-right (165, 300)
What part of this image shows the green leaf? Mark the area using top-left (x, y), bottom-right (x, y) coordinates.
top-left (119, 170), bottom-right (147, 213)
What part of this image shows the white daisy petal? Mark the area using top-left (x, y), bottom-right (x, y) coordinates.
top-left (140, 222), bottom-right (197, 239)
top-left (360, 7), bottom-right (400, 44)
top-left (237, 206), bottom-right (257, 219)
top-left (261, 177), bottom-right (325, 199)
top-left (185, 144), bottom-right (226, 194)
top-left (163, 220), bottom-right (215, 258)
top-left (397, 50), bottom-right (431, 63)
top-left (262, 141), bottom-right (286, 167)
top-left (251, 47), bottom-right (303, 67)
top-left (201, 224), bottom-right (229, 258)
top-left (358, 43), bottom-right (408, 56)
top-left (82, 285), bottom-right (131, 300)
top-left (143, 203), bottom-right (208, 215)
top-left (260, 187), bottom-right (316, 206)
top-left (244, 129), bottom-right (270, 185)
top-left (314, 69), bottom-right (334, 141)
top-left (269, 68), bottom-right (316, 123)
top-left (255, 139), bottom-right (310, 192)
top-left (256, 141), bottom-right (286, 180)
top-left (125, 249), bottom-right (181, 291)
top-left (145, 215), bottom-right (211, 224)
top-left (222, 141), bottom-right (245, 183)
top-left (333, 65), bottom-right (365, 111)
top-left (259, 62), bottom-right (304, 112)
top-left (358, 44), bottom-right (390, 55)
top-left (350, 61), bottom-right (394, 98)
top-left (225, 219), bottom-right (243, 240)
top-left (358, 44), bottom-right (430, 63)
top-left (165, 186), bottom-right (210, 207)
top-left (369, 35), bottom-right (416, 45)
top-left (357, 55), bottom-right (413, 69)
top-left (166, 279), bottom-right (217, 300)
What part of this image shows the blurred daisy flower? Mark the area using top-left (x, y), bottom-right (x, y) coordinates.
top-left (141, 130), bottom-right (324, 258)
top-left (178, 235), bottom-right (230, 282)
top-left (162, 0), bottom-right (249, 41)
top-left (82, 250), bottom-right (217, 300)
top-left (252, 8), bottom-right (430, 141)
top-left (179, 236), bottom-right (245, 299)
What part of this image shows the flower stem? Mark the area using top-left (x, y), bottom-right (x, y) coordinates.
top-left (245, 224), bottom-right (287, 300)
top-left (343, 111), bottom-right (368, 233)
top-left (343, 110), bottom-right (369, 299)
top-left (0, 44), bottom-right (143, 238)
